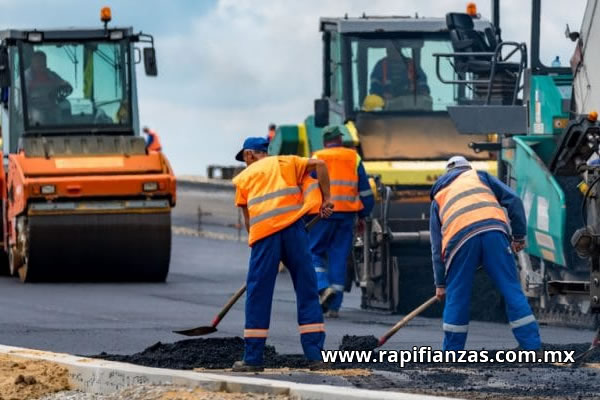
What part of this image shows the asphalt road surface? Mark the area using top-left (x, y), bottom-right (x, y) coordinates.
top-left (0, 187), bottom-right (594, 358)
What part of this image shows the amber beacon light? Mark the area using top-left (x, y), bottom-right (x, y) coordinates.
top-left (466, 2), bottom-right (478, 17)
top-left (101, 7), bottom-right (112, 23)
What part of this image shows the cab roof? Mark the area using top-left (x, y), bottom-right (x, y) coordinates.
top-left (0, 27), bottom-right (135, 42)
top-left (320, 16), bottom-right (492, 33)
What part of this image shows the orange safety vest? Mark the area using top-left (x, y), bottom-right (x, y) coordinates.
top-left (302, 175), bottom-right (322, 215)
top-left (233, 156), bottom-right (321, 246)
top-left (434, 169), bottom-right (508, 257)
top-left (313, 147), bottom-right (363, 212)
top-left (146, 129), bottom-right (162, 152)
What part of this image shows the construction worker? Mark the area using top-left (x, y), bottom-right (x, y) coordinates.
top-left (430, 156), bottom-right (541, 351)
top-left (25, 51), bottom-right (73, 124)
top-left (143, 126), bottom-right (162, 152)
top-left (308, 125), bottom-right (374, 318)
top-left (370, 43), bottom-right (430, 99)
top-left (267, 123), bottom-right (276, 142)
top-left (231, 137), bottom-right (334, 372)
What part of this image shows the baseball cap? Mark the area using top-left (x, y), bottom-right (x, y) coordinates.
top-left (235, 137), bottom-right (269, 162)
top-left (322, 125), bottom-right (344, 142)
top-left (445, 155), bottom-right (471, 171)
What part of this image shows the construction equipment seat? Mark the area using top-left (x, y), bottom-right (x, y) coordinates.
top-left (446, 12), bottom-right (524, 105)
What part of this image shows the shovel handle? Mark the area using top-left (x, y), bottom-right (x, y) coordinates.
top-left (211, 283), bottom-right (247, 327)
top-left (378, 296), bottom-right (439, 347)
top-left (305, 215), bottom-right (321, 231)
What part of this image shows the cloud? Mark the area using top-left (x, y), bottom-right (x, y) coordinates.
top-left (0, 0), bottom-right (586, 175)
top-left (137, 0), bottom-right (587, 175)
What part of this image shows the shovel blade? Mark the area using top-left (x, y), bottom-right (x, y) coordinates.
top-left (172, 326), bottom-right (218, 337)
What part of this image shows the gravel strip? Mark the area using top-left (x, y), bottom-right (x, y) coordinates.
top-left (40, 385), bottom-right (289, 400)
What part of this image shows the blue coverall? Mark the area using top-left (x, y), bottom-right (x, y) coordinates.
top-left (430, 167), bottom-right (541, 351)
top-left (245, 219), bottom-right (325, 365)
top-left (308, 149), bottom-right (374, 312)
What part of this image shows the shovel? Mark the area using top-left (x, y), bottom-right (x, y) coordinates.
top-left (377, 296), bottom-right (439, 347)
top-left (173, 214), bottom-right (322, 337)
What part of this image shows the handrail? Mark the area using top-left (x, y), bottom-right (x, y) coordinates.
top-left (433, 40), bottom-right (527, 105)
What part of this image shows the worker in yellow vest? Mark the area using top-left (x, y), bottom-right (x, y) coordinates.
top-left (430, 156), bottom-right (541, 351)
top-left (231, 137), bottom-right (334, 372)
top-left (308, 125), bottom-right (374, 317)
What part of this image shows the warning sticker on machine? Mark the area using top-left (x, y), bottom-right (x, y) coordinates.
top-left (54, 157), bottom-right (124, 169)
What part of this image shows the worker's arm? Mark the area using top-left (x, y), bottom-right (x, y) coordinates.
top-left (357, 160), bottom-right (374, 218)
top-left (306, 158), bottom-right (333, 217)
top-left (233, 181), bottom-right (250, 232)
top-left (241, 206), bottom-right (250, 233)
top-left (478, 171), bottom-right (527, 250)
top-left (429, 200), bottom-right (446, 296)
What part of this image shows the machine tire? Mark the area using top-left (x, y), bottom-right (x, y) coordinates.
top-left (0, 251), bottom-right (9, 276)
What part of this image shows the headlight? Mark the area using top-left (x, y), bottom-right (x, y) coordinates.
top-left (109, 30), bottom-right (124, 40)
top-left (27, 32), bottom-right (43, 42)
top-left (143, 182), bottom-right (158, 192)
top-left (41, 185), bottom-right (55, 194)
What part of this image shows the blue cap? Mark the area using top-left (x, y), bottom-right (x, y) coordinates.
top-left (235, 137), bottom-right (269, 162)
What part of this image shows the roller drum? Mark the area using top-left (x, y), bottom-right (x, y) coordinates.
top-left (22, 211), bottom-right (171, 282)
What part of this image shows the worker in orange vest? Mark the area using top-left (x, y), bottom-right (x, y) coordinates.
top-left (143, 126), bottom-right (162, 152)
top-left (267, 123), bottom-right (276, 142)
top-left (308, 125), bottom-right (374, 318)
top-left (430, 156), bottom-right (541, 351)
top-left (231, 137), bottom-right (334, 372)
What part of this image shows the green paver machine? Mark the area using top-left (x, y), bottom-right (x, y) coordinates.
top-left (437, 0), bottom-right (600, 327)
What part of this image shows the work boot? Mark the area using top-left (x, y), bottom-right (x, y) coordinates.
top-left (231, 361), bottom-right (264, 372)
top-left (308, 360), bottom-right (331, 371)
top-left (325, 310), bottom-right (339, 318)
top-left (319, 287), bottom-right (335, 313)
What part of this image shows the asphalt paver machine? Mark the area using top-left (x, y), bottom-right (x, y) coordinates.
top-left (438, 0), bottom-right (600, 328)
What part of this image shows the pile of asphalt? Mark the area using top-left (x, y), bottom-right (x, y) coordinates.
top-left (97, 336), bottom-right (600, 370)
top-left (96, 337), bottom-right (600, 399)
top-left (97, 337), bottom-right (310, 370)
top-left (338, 335), bottom-right (379, 352)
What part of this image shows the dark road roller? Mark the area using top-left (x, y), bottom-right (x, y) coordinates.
top-left (0, 8), bottom-right (175, 282)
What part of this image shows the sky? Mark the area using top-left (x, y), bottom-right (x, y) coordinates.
top-left (0, 0), bottom-right (588, 174)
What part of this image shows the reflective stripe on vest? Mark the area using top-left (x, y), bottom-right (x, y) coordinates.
top-left (233, 156), bottom-right (319, 246)
top-left (313, 147), bottom-right (363, 212)
top-left (434, 169), bottom-right (508, 257)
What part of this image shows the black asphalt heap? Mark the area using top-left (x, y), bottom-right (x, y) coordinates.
top-left (96, 338), bottom-right (600, 399)
top-left (338, 335), bottom-right (379, 351)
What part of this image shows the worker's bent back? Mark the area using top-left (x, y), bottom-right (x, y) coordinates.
top-left (233, 155), bottom-right (318, 245)
top-left (434, 169), bottom-right (507, 256)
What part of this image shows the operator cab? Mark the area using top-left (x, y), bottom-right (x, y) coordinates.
top-left (316, 16), bottom-right (497, 162)
top-left (0, 25), bottom-right (157, 155)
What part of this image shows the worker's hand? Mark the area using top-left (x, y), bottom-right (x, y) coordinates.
top-left (320, 199), bottom-right (334, 218)
top-left (356, 218), bottom-right (366, 235)
top-left (435, 287), bottom-right (446, 301)
top-left (511, 239), bottom-right (526, 253)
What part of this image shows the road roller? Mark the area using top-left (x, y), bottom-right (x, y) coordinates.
top-left (0, 8), bottom-right (175, 282)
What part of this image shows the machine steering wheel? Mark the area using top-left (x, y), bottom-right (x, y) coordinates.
top-left (56, 84), bottom-right (72, 101)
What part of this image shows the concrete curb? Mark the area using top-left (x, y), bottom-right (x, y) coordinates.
top-left (0, 344), bottom-right (464, 400)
